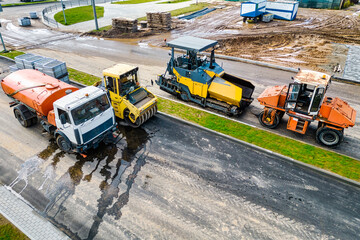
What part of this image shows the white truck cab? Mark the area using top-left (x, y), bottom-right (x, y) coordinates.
top-left (53, 86), bottom-right (117, 153)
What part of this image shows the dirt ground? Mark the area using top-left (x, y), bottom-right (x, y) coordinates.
top-left (118, 2), bottom-right (360, 74)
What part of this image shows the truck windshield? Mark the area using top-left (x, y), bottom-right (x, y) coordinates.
top-left (71, 94), bottom-right (110, 125)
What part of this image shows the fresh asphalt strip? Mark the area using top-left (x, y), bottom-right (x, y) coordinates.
top-left (1, 55), bottom-right (359, 187)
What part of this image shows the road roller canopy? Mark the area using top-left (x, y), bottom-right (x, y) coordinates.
top-left (167, 36), bottom-right (218, 52)
top-left (294, 70), bottom-right (331, 88)
top-left (103, 64), bottom-right (138, 79)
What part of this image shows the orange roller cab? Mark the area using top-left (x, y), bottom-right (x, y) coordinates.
top-left (257, 70), bottom-right (356, 147)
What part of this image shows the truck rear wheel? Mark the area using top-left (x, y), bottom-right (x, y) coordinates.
top-left (316, 127), bottom-right (343, 147)
top-left (56, 135), bottom-right (72, 153)
top-left (258, 110), bottom-right (280, 129)
top-left (14, 109), bottom-right (31, 128)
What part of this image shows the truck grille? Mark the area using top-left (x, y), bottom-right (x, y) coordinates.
top-left (82, 118), bottom-right (113, 144)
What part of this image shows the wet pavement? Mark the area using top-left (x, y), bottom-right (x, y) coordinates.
top-left (0, 89), bottom-right (360, 240)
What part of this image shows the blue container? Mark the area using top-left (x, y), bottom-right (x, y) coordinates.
top-left (30, 12), bottom-right (38, 19)
top-left (18, 17), bottom-right (31, 27)
top-left (240, 0), bottom-right (267, 18)
top-left (266, 1), bottom-right (299, 21)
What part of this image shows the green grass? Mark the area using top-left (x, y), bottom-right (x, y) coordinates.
top-left (68, 68), bottom-right (101, 85)
top-left (112, 0), bottom-right (158, 4)
top-left (0, 50), bottom-right (25, 59)
top-left (2, 0), bottom-right (56, 7)
top-left (169, 3), bottom-right (209, 16)
top-left (137, 16), bottom-right (147, 21)
top-left (2, 55), bottom-right (359, 182)
top-left (0, 214), bottom-right (29, 240)
top-left (157, 0), bottom-right (190, 4)
top-left (54, 6), bottom-right (104, 25)
top-left (93, 24), bottom-right (113, 32)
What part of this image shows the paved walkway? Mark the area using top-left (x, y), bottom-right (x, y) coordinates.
top-left (0, 186), bottom-right (69, 240)
top-left (46, 0), bottom-right (197, 32)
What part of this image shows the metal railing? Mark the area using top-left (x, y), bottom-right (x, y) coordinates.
top-left (42, 0), bottom-right (114, 28)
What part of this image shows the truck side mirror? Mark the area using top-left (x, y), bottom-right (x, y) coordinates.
top-left (60, 113), bottom-right (67, 125)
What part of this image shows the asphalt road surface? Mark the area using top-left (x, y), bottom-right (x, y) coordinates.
top-left (0, 68), bottom-right (359, 239)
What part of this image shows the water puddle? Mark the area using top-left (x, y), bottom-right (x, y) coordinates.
top-left (86, 126), bottom-right (151, 240)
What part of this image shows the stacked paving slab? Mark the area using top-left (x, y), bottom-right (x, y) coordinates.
top-left (146, 12), bottom-right (171, 30)
top-left (12, 54), bottom-right (70, 83)
top-left (112, 18), bottom-right (138, 33)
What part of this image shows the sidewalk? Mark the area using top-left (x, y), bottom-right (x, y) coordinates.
top-left (46, 0), bottom-right (197, 32)
top-left (0, 186), bottom-right (69, 240)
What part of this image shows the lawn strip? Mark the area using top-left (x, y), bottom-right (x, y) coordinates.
top-left (0, 214), bottom-right (29, 240)
top-left (54, 6), bottom-right (104, 25)
top-left (0, 50), bottom-right (25, 59)
top-left (169, 3), bottom-right (209, 16)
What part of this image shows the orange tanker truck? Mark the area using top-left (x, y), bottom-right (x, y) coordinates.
top-left (257, 70), bottom-right (356, 147)
top-left (1, 69), bottom-right (117, 153)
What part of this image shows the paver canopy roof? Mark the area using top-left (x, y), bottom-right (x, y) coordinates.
top-left (167, 36), bottom-right (218, 52)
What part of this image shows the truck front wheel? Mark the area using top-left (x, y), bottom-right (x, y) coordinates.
top-left (316, 127), bottom-right (343, 147)
top-left (56, 135), bottom-right (72, 153)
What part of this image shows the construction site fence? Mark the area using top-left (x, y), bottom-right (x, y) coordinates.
top-left (42, 0), bottom-right (115, 28)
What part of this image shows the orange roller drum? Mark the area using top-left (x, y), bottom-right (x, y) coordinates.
top-left (1, 69), bottom-right (78, 116)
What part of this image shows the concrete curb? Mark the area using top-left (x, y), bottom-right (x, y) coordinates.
top-left (157, 111), bottom-right (360, 189)
top-left (0, 55), bottom-right (15, 63)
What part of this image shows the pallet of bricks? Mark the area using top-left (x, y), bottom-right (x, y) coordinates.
top-left (112, 17), bottom-right (138, 33)
top-left (146, 12), bottom-right (171, 30)
top-left (12, 53), bottom-right (70, 83)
